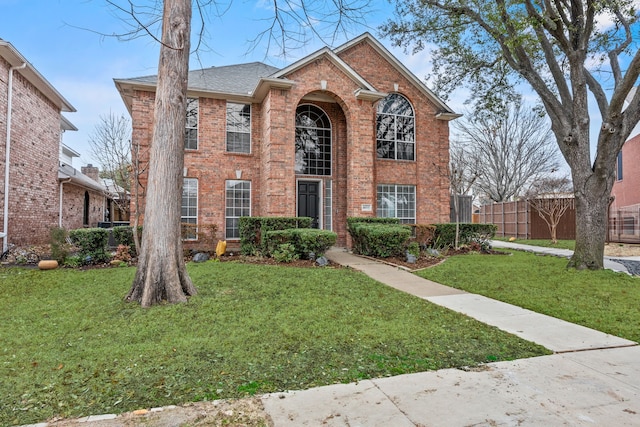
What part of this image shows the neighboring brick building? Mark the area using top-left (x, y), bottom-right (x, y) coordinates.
top-left (0, 40), bottom-right (107, 250)
top-left (115, 33), bottom-right (458, 248)
top-left (609, 132), bottom-right (640, 242)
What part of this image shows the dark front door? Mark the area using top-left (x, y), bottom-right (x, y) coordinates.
top-left (298, 181), bottom-right (320, 228)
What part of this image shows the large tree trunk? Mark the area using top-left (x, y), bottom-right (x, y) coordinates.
top-left (566, 140), bottom-right (616, 270)
top-left (569, 190), bottom-right (609, 269)
top-left (127, 0), bottom-right (196, 307)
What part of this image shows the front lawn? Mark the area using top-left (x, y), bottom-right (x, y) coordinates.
top-left (418, 250), bottom-right (640, 342)
top-left (0, 262), bottom-right (548, 426)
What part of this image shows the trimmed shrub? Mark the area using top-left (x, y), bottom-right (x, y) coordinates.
top-left (113, 226), bottom-right (142, 257)
top-left (239, 217), bottom-right (262, 255)
top-left (272, 243), bottom-right (299, 263)
top-left (239, 217), bottom-right (313, 255)
top-left (263, 230), bottom-right (296, 257)
top-left (348, 222), bottom-right (411, 257)
top-left (263, 228), bottom-right (337, 259)
top-left (347, 217), bottom-right (401, 255)
top-left (412, 224), bottom-right (436, 249)
top-left (432, 223), bottom-right (498, 248)
top-left (49, 227), bottom-right (71, 263)
top-left (68, 228), bottom-right (110, 264)
top-left (292, 229), bottom-right (337, 259)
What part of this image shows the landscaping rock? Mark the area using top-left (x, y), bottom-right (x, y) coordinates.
top-left (406, 253), bottom-right (417, 264)
top-left (426, 248), bottom-right (440, 257)
top-left (316, 256), bottom-right (329, 267)
top-left (193, 252), bottom-right (210, 263)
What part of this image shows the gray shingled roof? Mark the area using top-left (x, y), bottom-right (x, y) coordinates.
top-left (124, 62), bottom-right (280, 95)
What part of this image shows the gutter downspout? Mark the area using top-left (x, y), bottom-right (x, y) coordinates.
top-left (3, 62), bottom-right (27, 253)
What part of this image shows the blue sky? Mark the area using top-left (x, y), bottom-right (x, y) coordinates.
top-left (2, 0), bottom-right (445, 166)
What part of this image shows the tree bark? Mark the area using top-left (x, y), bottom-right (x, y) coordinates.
top-left (127, 0), bottom-right (196, 307)
top-left (569, 187), bottom-right (610, 270)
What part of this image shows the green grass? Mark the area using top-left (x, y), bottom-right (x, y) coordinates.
top-left (493, 237), bottom-right (575, 250)
top-left (418, 250), bottom-right (640, 342)
top-left (0, 263), bottom-right (548, 426)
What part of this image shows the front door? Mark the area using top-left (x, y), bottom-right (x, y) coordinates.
top-left (298, 181), bottom-right (320, 228)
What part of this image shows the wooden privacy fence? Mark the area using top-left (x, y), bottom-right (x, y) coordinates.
top-left (477, 199), bottom-right (576, 240)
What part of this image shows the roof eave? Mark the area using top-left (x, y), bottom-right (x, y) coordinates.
top-left (436, 112), bottom-right (463, 121)
top-left (0, 41), bottom-right (76, 113)
top-left (355, 89), bottom-right (387, 102)
top-left (251, 77), bottom-right (296, 101)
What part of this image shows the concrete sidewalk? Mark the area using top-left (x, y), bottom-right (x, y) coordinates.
top-left (261, 248), bottom-right (639, 426)
top-left (490, 240), bottom-right (631, 273)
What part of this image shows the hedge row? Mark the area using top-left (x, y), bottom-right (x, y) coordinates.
top-left (347, 217), bottom-right (497, 257)
top-left (264, 228), bottom-right (337, 259)
top-left (432, 223), bottom-right (497, 248)
top-left (239, 217), bottom-right (313, 255)
top-left (348, 217), bottom-right (411, 258)
top-left (68, 228), bottom-right (110, 264)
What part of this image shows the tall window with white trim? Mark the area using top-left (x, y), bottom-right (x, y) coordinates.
top-left (225, 180), bottom-right (251, 239)
top-left (376, 94), bottom-right (415, 160)
top-left (185, 98), bottom-right (198, 150)
top-left (182, 178), bottom-right (198, 239)
top-left (226, 103), bottom-right (251, 153)
top-left (377, 184), bottom-right (416, 224)
top-left (295, 104), bottom-right (331, 175)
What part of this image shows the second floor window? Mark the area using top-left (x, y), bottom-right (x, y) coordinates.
top-left (227, 103), bottom-right (251, 153)
top-left (185, 98), bottom-right (198, 150)
top-left (376, 93), bottom-right (415, 161)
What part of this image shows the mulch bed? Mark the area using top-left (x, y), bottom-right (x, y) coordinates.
top-left (1, 245), bottom-right (508, 270)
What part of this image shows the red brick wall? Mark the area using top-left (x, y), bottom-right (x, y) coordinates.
top-left (0, 57), bottom-right (61, 245)
top-left (61, 184), bottom-right (105, 230)
top-left (338, 41), bottom-right (451, 224)
top-left (129, 38), bottom-right (452, 249)
top-left (611, 133), bottom-right (640, 209)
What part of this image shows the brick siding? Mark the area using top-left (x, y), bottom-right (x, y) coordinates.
top-left (129, 38), bottom-right (452, 249)
top-left (0, 57), bottom-right (61, 245)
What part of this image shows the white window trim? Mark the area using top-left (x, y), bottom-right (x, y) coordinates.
top-left (185, 98), bottom-right (199, 151)
top-left (376, 93), bottom-right (416, 161)
top-left (376, 184), bottom-right (416, 224)
top-left (182, 178), bottom-right (198, 240)
top-left (226, 102), bottom-right (252, 154)
top-left (225, 180), bottom-right (252, 240)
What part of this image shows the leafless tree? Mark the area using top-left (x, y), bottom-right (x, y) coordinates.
top-left (88, 113), bottom-right (132, 220)
top-left (449, 144), bottom-right (480, 248)
top-left (526, 176), bottom-right (574, 244)
top-left (453, 102), bottom-right (560, 203)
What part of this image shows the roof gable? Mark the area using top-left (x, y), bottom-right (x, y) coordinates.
top-left (272, 47), bottom-right (378, 93)
top-left (335, 33), bottom-right (459, 118)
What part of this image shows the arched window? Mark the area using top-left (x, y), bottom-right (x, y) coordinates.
top-left (376, 94), bottom-right (415, 161)
top-left (295, 104), bottom-right (331, 175)
top-left (83, 191), bottom-right (90, 226)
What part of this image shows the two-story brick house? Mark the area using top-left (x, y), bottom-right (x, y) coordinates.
top-left (115, 33), bottom-right (458, 248)
top-left (1, 40), bottom-right (108, 250)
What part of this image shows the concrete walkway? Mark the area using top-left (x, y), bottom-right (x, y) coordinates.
top-left (261, 247), bottom-right (640, 426)
top-left (490, 239), bottom-right (631, 273)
